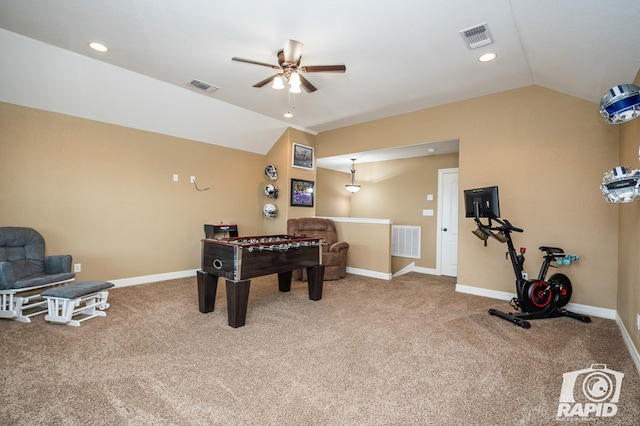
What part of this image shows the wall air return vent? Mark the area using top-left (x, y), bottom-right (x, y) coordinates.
top-left (459, 22), bottom-right (494, 49)
top-left (188, 79), bottom-right (219, 93)
top-left (392, 225), bottom-right (421, 259)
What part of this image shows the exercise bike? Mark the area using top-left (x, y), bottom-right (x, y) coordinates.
top-left (465, 187), bottom-right (591, 329)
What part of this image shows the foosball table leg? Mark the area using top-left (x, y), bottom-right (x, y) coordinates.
top-left (277, 271), bottom-right (293, 293)
top-left (306, 264), bottom-right (325, 301)
top-left (197, 271), bottom-right (218, 314)
top-left (226, 279), bottom-right (251, 328)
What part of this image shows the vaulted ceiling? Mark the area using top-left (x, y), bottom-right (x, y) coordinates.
top-left (1, 0), bottom-right (638, 162)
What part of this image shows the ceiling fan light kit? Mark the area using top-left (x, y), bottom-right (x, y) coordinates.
top-left (289, 71), bottom-right (301, 86)
top-left (288, 72), bottom-right (302, 93)
top-left (232, 39), bottom-right (346, 95)
top-left (272, 76), bottom-right (285, 90)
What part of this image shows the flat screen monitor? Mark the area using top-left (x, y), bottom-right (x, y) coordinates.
top-left (464, 186), bottom-right (500, 219)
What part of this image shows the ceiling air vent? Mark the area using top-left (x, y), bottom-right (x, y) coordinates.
top-left (188, 79), bottom-right (219, 93)
top-left (459, 22), bottom-right (494, 49)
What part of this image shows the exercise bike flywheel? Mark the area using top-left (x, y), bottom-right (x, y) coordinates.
top-left (547, 273), bottom-right (573, 308)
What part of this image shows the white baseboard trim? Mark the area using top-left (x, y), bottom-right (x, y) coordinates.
top-left (455, 284), bottom-right (514, 301)
top-left (109, 269), bottom-right (199, 288)
top-left (454, 283), bottom-right (617, 320)
top-left (564, 302), bottom-right (616, 320)
top-left (616, 313), bottom-right (640, 375)
top-left (346, 266), bottom-right (392, 281)
top-left (392, 262), bottom-right (438, 278)
top-left (414, 266), bottom-right (438, 276)
top-left (392, 262), bottom-right (415, 277)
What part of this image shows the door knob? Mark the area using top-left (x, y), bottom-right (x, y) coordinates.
top-left (443, 228), bottom-right (448, 232)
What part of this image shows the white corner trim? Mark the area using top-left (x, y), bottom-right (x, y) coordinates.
top-left (616, 313), bottom-right (640, 375)
top-left (392, 263), bottom-right (438, 278)
top-left (392, 262), bottom-right (416, 277)
top-left (109, 269), bottom-right (199, 288)
top-left (346, 266), bottom-right (392, 280)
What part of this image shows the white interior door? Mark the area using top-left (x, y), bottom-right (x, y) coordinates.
top-left (438, 169), bottom-right (459, 277)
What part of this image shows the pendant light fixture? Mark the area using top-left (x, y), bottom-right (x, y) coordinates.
top-left (345, 158), bottom-right (361, 193)
top-left (600, 84), bottom-right (640, 124)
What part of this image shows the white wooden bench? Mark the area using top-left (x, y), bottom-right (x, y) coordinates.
top-left (42, 281), bottom-right (114, 326)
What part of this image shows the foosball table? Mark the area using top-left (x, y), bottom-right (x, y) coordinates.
top-left (197, 235), bottom-right (325, 328)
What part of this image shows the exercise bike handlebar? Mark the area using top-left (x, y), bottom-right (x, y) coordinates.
top-left (474, 216), bottom-right (523, 234)
top-left (500, 219), bottom-right (523, 233)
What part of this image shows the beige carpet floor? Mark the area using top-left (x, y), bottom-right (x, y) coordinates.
top-left (1, 272), bottom-right (638, 425)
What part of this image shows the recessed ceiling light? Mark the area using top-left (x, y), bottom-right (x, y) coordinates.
top-left (478, 52), bottom-right (497, 62)
top-left (88, 42), bottom-right (109, 53)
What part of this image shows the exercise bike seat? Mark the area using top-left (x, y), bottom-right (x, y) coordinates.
top-left (539, 246), bottom-right (564, 255)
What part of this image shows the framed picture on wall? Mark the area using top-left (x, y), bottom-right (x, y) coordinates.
top-left (290, 179), bottom-right (315, 207)
top-left (292, 143), bottom-right (314, 170)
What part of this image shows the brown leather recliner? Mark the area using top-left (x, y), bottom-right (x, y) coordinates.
top-left (287, 218), bottom-right (349, 281)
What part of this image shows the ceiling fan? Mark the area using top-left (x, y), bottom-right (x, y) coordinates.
top-left (232, 39), bottom-right (346, 93)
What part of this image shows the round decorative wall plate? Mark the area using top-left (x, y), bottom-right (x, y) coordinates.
top-left (265, 165), bottom-right (278, 180)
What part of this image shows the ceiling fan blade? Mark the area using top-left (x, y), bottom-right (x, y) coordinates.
top-left (299, 75), bottom-right (317, 93)
top-left (232, 57), bottom-right (281, 70)
top-left (300, 65), bottom-right (346, 73)
top-left (253, 74), bottom-right (280, 88)
top-left (283, 40), bottom-right (304, 64)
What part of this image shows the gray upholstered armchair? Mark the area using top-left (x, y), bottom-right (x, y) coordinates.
top-left (287, 218), bottom-right (349, 281)
top-left (0, 227), bottom-right (75, 322)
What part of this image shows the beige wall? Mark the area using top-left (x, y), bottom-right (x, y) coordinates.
top-left (263, 128), bottom-right (318, 234)
top-left (262, 130), bottom-right (292, 235)
top-left (315, 167), bottom-right (351, 217)
top-left (317, 85), bottom-right (620, 310)
top-left (0, 102), bottom-right (267, 281)
top-left (332, 220), bottom-right (392, 276)
top-left (616, 70), bottom-right (640, 353)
